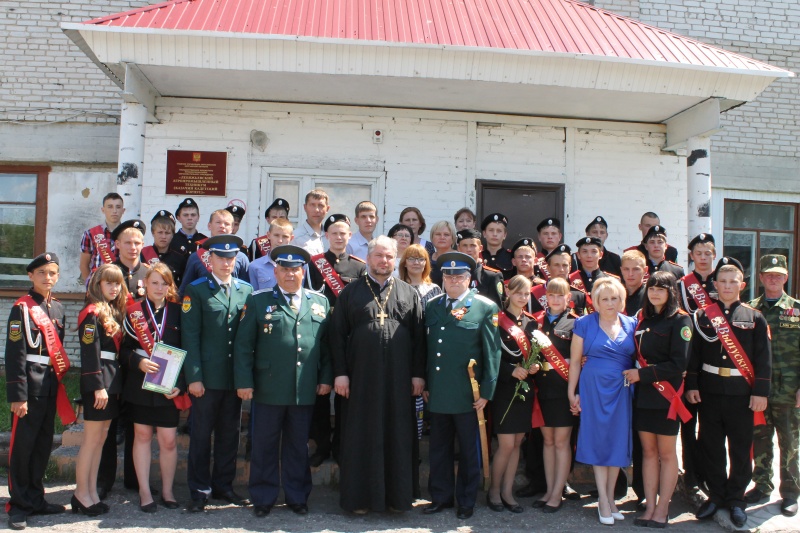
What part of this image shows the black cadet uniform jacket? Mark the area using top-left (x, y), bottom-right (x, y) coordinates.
top-left (572, 268), bottom-right (614, 294)
top-left (634, 311), bottom-right (692, 409)
top-left (79, 309), bottom-right (122, 395)
top-left (679, 271), bottom-right (717, 313)
top-left (528, 310), bottom-right (577, 400)
top-left (481, 248), bottom-right (515, 281)
top-left (305, 251), bottom-right (366, 307)
top-left (686, 301), bottom-right (772, 397)
top-left (170, 230), bottom-right (208, 256)
top-left (625, 284), bottom-right (647, 317)
top-left (471, 263), bottom-right (505, 309)
top-left (115, 260), bottom-right (149, 301)
top-left (5, 290), bottom-right (64, 402)
top-left (648, 259), bottom-right (685, 279)
top-left (141, 247), bottom-right (187, 287)
top-left (631, 243), bottom-right (679, 263)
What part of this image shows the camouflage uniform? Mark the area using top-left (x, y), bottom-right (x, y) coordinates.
top-left (749, 261), bottom-right (800, 503)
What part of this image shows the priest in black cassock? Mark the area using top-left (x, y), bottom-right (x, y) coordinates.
top-left (331, 235), bottom-right (426, 514)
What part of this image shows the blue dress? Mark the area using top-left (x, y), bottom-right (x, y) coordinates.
top-left (574, 313), bottom-right (637, 467)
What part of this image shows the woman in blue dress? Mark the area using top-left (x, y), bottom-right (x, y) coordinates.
top-left (567, 277), bottom-right (637, 525)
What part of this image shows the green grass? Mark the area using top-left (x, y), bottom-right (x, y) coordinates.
top-left (0, 370), bottom-right (81, 433)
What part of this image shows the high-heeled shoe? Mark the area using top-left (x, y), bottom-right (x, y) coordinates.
top-left (597, 505), bottom-right (614, 525)
top-left (611, 511), bottom-right (624, 520)
top-left (71, 495), bottom-right (102, 517)
top-left (94, 501), bottom-right (110, 514)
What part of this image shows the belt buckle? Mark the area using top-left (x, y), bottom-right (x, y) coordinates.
top-left (718, 367), bottom-right (731, 377)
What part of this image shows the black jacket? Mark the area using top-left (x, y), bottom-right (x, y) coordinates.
top-left (634, 311), bottom-right (692, 409)
top-left (527, 310), bottom-right (576, 400)
top-left (79, 307), bottom-right (122, 394)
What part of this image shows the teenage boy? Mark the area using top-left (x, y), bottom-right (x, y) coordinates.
top-left (79, 192), bottom-right (124, 282)
top-left (346, 201), bottom-right (378, 262)
top-left (481, 213), bottom-right (514, 280)
top-left (249, 218), bottom-right (294, 292)
top-left (621, 250), bottom-right (647, 316)
top-left (454, 229), bottom-right (504, 309)
top-left (248, 198), bottom-right (290, 261)
top-left (583, 216), bottom-right (621, 277)
top-left (626, 212), bottom-right (679, 263)
top-left (509, 238), bottom-right (542, 284)
top-left (641, 226), bottom-right (684, 279)
top-left (5, 253), bottom-right (73, 530)
top-left (171, 198), bottom-right (207, 255)
top-left (528, 245), bottom-right (587, 316)
top-left (141, 210), bottom-right (187, 286)
top-left (225, 205), bottom-right (245, 235)
top-left (535, 218), bottom-right (577, 280)
top-left (686, 257), bottom-right (772, 527)
top-left (294, 189), bottom-right (331, 255)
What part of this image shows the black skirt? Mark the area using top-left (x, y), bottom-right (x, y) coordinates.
top-left (82, 392), bottom-right (120, 422)
top-left (634, 407), bottom-right (679, 436)
top-left (491, 380), bottom-right (534, 434)
top-left (539, 397), bottom-right (577, 428)
top-left (129, 402), bottom-right (180, 428)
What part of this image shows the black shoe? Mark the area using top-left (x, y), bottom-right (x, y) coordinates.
top-left (501, 495), bottom-right (523, 513)
top-left (532, 499), bottom-right (547, 508)
top-left (516, 483), bottom-right (546, 498)
top-left (253, 505), bottom-right (271, 517)
top-left (140, 501), bottom-right (157, 513)
top-left (159, 498), bottom-right (180, 510)
top-left (563, 483), bottom-right (580, 500)
top-left (542, 502), bottom-right (562, 514)
top-left (634, 517), bottom-right (649, 527)
top-left (457, 506), bottom-right (474, 519)
top-left (636, 497), bottom-right (647, 511)
top-left (486, 495), bottom-right (504, 512)
top-left (744, 488), bottom-right (768, 504)
top-left (422, 501), bottom-right (454, 514)
top-left (647, 519), bottom-right (668, 528)
top-left (187, 499), bottom-right (206, 513)
top-left (729, 506), bottom-right (747, 528)
top-left (97, 487), bottom-right (109, 501)
top-left (309, 452), bottom-right (329, 468)
top-left (288, 503), bottom-right (309, 515)
top-left (781, 498), bottom-right (798, 517)
top-left (32, 503), bottom-right (66, 515)
top-left (7, 515), bottom-right (26, 531)
top-left (94, 502), bottom-right (110, 514)
top-left (211, 490), bottom-right (250, 506)
top-left (70, 495), bottom-right (102, 517)
top-left (695, 500), bottom-right (717, 520)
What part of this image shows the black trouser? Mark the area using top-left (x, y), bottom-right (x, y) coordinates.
top-left (308, 393), bottom-right (342, 460)
top-left (7, 395), bottom-right (55, 517)
top-left (680, 401), bottom-right (702, 486)
top-left (429, 411), bottom-right (480, 509)
top-left (698, 393), bottom-right (753, 508)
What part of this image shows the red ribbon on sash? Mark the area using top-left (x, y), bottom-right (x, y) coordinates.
top-left (126, 302), bottom-right (191, 410)
top-left (532, 313), bottom-right (571, 383)
top-left (193, 238), bottom-right (212, 273)
top-left (254, 235), bottom-right (271, 258)
top-left (568, 271), bottom-right (594, 313)
top-left (530, 283), bottom-right (548, 313)
top-left (535, 252), bottom-right (550, 282)
top-left (89, 225), bottom-right (115, 268)
top-left (141, 246), bottom-right (160, 266)
top-left (682, 272), bottom-right (712, 310)
top-left (311, 253), bottom-right (347, 296)
top-left (497, 311), bottom-right (544, 427)
top-left (633, 312), bottom-right (692, 423)
top-left (16, 296), bottom-right (76, 425)
top-left (78, 304), bottom-right (122, 352)
top-left (703, 303), bottom-right (766, 426)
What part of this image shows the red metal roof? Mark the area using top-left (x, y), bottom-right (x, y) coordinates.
top-left (84, 0), bottom-right (784, 73)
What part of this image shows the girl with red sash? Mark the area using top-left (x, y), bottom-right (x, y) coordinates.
top-left (622, 271), bottom-right (692, 528)
top-left (121, 263), bottom-right (185, 512)
top-left (527, 277), bottom-right (579, 512)
top-left (73, 264), bottom-right (129, 516)
top-left (488, 275), bottom-right (536, 514)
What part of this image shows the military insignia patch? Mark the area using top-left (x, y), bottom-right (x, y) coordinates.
top-left (496, 282), bottom-right (504, 297)
top-left (680, 326), bottom-right (692, 341)
top-left (182, 296), bottom-right (192, 313)
top-left (492, 313), bottom-right (499, 327)
top-left (9, 321), bottom-right (21, 342)
top-left (82, 324), bottom-right (95, 344)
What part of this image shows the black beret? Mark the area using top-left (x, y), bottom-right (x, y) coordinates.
top-left (642, 225), bottom-right (667, 243)
top-left (456, 229), bottom-right (482, 243)
top-left (715, 256), bottom-right (744, 277)
top-left (537, 217), bottom-right (561, 232)
top-left (575, 237), bottom-right (603, 249)
top-left (150, 209), bottom-right (176, 225)
top-left (323, 214), bottom-right (350, 232)
top-left (511, 238), bottom-right (536, 255)
top-left (26, 252), bottom-right (59, 272)
top-left (585, 215), bottom-right (608, 233)
top-left (545, 244), bottom-right (572, 263)
top-left (225, 205), bottom-right (245, 219)
top-left (175, 197), bottom-right (197, 214)
top-left (111, 219), bottom-right (146, 241)
top-left (265, 198), bottom-right (290, 218)
top-left (481, 212), bottom-right (508, 231)
top-left (688, 232), bottom-right (715, 250)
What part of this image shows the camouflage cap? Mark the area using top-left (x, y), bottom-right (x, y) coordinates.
top-left (759, 254), bottom-right (788, 275)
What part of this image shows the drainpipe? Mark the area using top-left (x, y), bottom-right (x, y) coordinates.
top-left (117, 101), bottom-right (147, 217)
top-left (686, 135), bottom-right (712, 240)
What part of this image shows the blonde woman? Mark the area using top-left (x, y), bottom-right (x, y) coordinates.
top-left (568, 277), bottom-right (636, 525)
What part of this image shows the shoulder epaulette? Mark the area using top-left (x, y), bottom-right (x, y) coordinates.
top-left (667, 260), bottom-right (681, 267)
top-left (349, 255), bottom-right (366, 264)
top-left (740, 302), bottom-right (758, 311)
top-left (190, 278), bottom-right (207, 286)
top-left (305, 288), bottom-right (326, 298)
top-left (522, 310), bottom-right (535, 319)
top-left (602, 271), bottom-right (621, 279)
top-left (482, 264), bottom-right (501, 273)
top-left (676, 308), bottom-right (690, 316)
top-left (235, 279), bottom-right (252, 287)
top-left (251, 288), bottom-right (271, 296)
top-left (473, 294), bottom-right (496, 307)
top-left (428, 293), bottom-right (446, 303)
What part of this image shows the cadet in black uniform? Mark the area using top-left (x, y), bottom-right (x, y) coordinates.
top-left (112, 219), bottom-right (150, 301)
top-left (625, 212), bottom-right (679, 264)
top-left (5, 253), bottom-right (70, 530)
top-left (481, 213), bottom-right (515, 280)
top-left (224, 205), bottom-right (245, 236)
top-left (621, 250), bottom-right (648, 316)
top-left (456, 229), bottom-right (504, 308)
top-left (170, 198), bottom-right (207, 256)
top-left (642, 226), bottom-right (684, 279)
top-left (305, 214), bottom-right (366, 467)
top-left (571, 237), bottom-right (616, 295)
top-left (247, 198), bottom-right (290, 261)
top-left (686, 257), bottom-right (772, 527)
top-left (583, 216), bottom-right (622, 277)
top-left (528, 245), bottom-right (587, 316)
top-left (141, 211), bottom-right (187, 286)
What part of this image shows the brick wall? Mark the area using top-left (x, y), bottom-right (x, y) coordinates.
top-left (0, 1), bottom-right (149, 123)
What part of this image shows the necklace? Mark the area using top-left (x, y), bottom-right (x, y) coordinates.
top-left (365, 275), bottom-right (394, 327)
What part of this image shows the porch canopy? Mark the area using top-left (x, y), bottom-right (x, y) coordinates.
top-left (63, 0), bottom-right (793, 145)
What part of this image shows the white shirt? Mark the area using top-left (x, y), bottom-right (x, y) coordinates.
top-left (346, 231), bottom-right (371, 262)
top-left (294, 219), bottom-right (328, 256)
top-left (278, 287), bottom-right (302, 310)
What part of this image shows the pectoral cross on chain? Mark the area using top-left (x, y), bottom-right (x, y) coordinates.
top-left (376, 311), bottom-right (388, 326)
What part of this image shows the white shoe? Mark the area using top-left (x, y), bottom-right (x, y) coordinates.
top-left (611, 511), bottom-right (624, 520)
top-left (598, 506), bottom-right (614, 525)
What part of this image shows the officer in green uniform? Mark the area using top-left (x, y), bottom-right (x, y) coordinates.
top-left (235, 245), bottom-right (332, 517)
top-left (423, 252), bottom-right (501, 520)
top-left (746, 254), bottom-right (800, 517)
top-left (182, 234), bottom-right (253, 511)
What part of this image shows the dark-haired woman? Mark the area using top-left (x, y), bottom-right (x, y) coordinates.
top-left (400, 207), bottom-right (435, 255)
top-left (622, 271), bottom-right (692, 528)
top-left (121, 263), bottom-right (186, 512)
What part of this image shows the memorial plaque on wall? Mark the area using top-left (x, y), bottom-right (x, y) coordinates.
top-left (166, 150), bottom-right (227, 196)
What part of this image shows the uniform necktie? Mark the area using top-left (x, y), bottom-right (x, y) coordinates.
top-left (287, 293), bottom-right (298, 312)
top-left (221, 283), bottom-right (230, 298)
top-left (446, 298), bottom-right (456, 312)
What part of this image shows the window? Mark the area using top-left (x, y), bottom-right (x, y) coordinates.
top-left (0, 167), bottom-right (49, 288)
top-left (723, 200), bottom-right (796, 300)
top-left (260, 168), bottom-right (384, 235)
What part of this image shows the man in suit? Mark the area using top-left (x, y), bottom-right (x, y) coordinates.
top-left (235, 245), bottom-right (333, 517)
top-left (182, 234), bottom-right (253, 512)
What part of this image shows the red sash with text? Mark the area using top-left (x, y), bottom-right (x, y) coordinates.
top-left (89, 225), bottom-right (115, 268)
top-left (633, 312), bottom-right (692, 422)
top-left (682, 272), bottom-right (712, 310)
top-left (193, 238), bottom-right (212, 273)
top-left (254, 235), bottom-right (271, 258)
top-left (568, 271), bottom-right (594, 313)
top-left (311, 254), bottom-right (347, 296)
top-left (532, 312), bottom-right (571, 383)
top-left (703, 303), bottom-right (766, 425)
top-left (531, 284), bottom-right (548, 312)
top-left (535, 252), bottom-right (550, 281)
top-left (126, 302), bottom-right (191, 411)
top-left (141, 246), bottom-right (160, 266)
top-left (498, 312), bottom-right (545, 428)
top-left (17, 296), bottom-right (76, 425)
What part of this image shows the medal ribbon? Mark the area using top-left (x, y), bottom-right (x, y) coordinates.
top-left (311, 253), bottom-right (347, 296)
